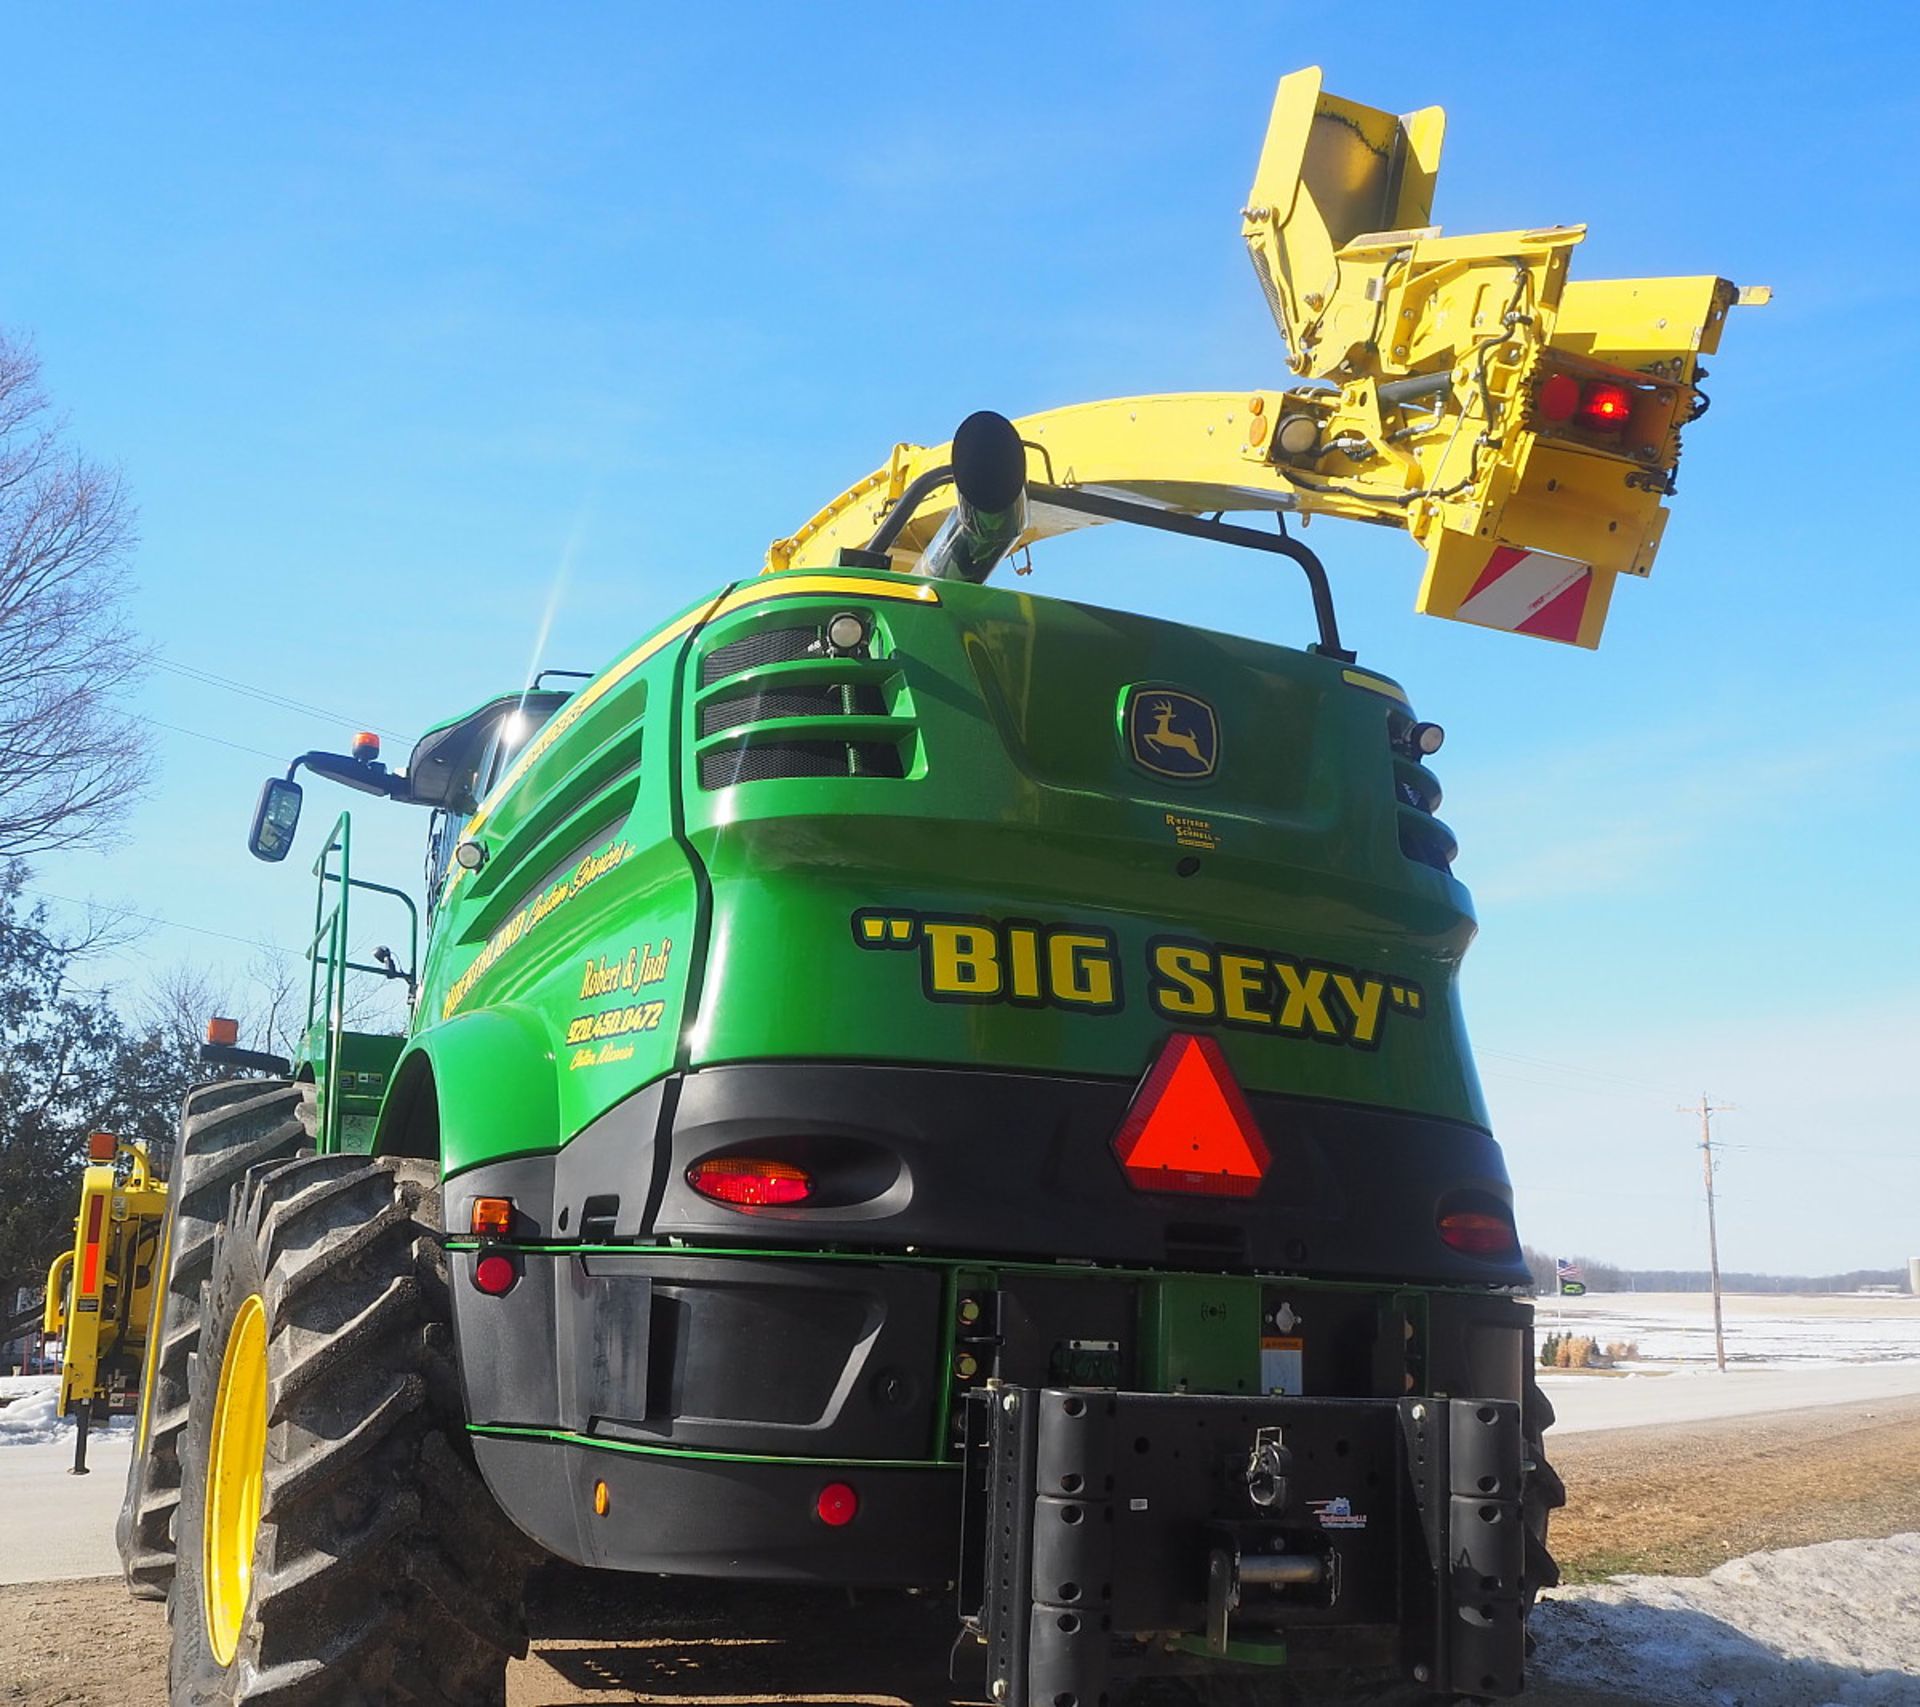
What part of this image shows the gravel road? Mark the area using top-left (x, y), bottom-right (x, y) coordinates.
top-left (0, 1574), bottom-right (1658, 1707)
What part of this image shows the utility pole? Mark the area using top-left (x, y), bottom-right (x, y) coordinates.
top-left (1679, 1094), bottom-right (1735, 1372)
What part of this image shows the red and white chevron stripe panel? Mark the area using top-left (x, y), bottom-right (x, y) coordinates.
top-left (1451, 545), bottom-right (1594, 642)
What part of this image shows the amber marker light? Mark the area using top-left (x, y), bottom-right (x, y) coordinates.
top-left (206, 1016), bottom-right (240, 1047)
top-left (87, 1131), bottom-right (117, 1163)
top-left (471, 1197), bottom-right (514, 1238)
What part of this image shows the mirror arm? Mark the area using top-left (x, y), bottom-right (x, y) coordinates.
top-left (290, 751), bottom-right (410, 800)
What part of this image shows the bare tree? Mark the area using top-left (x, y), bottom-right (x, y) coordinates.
top-left (141, 960), bottom-right (236, 1063)
top-left (0, 331), bottom-right (150, 858)
top-left (142, 947), bottom-right (394, 1076)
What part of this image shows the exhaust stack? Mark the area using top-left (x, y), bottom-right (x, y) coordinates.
top-left (918, 411), bottom-right (1028, 583)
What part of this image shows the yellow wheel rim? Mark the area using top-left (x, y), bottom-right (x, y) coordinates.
top-left (203, 1294), bottom-right (268, 1668)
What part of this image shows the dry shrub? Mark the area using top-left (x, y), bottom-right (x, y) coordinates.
top-left (1555, 1336), bottom-right (1598, 1369)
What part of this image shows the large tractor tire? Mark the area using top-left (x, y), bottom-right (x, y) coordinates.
top-left (118, 1080), bottom-right (313, 1601)
top-left (1521, 1362), bottom-right (1567, 1620)
top-left (169, 1151), bottom-right (531, 1706)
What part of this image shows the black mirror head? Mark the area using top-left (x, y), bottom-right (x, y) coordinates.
top-left (249, 776), bottom-right (304, 862)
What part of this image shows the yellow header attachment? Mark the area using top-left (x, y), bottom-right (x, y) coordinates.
top-left (768, 67), bottom-right (1764, 649)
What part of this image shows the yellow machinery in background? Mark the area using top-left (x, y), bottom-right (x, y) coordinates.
top-left (41, 1132), bottom-right (168, 1473)
top-left (768, 66), bottom-right (1767, 649)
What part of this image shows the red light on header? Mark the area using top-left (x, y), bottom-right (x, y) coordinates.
top-left (1536, 372), bottom-right (1581, 423)
top-left (1112, 1034), bottom-right (1271, 1198)
top-left (1575, 381), bottom-right (1633, 434)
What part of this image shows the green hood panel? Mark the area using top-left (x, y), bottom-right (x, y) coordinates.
top-left (402, 567), bottom-right (1487, 1176)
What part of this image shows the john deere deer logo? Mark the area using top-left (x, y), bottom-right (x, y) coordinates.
top-left (1123, 687), bottom-right (1219, 780)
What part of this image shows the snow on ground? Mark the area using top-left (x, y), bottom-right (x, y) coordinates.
top-left (0, 1378), bottom-right (130, 1448)
top-left (1539, 1291), bottom-right (1920, 1369)
top-left (1535, 1533), bottom-right (1920, 1706)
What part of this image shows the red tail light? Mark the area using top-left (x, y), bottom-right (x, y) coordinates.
top-left (1437, 1207), bottom-right (1518, 1258)
top-left (687, 1157), bottom-right (813, 1207)
top-left (1574, 381), bottom-right (1633, 433)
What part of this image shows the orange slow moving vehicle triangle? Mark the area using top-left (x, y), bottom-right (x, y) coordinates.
top-left (1111, 1033), bottom-right (1271, 1198)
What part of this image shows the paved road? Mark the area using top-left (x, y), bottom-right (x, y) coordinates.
top-left (0, 1431), bottom-right (130, 1586)
top-left (1539, 1359), bottom-right (1920, 1435)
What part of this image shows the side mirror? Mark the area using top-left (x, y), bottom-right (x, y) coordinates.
top-left (249, 777), bottom-right (304, 862)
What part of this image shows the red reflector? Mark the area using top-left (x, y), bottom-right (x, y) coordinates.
top-left (473, 1253), bottom-right (518, 1295)
top-left (815, 1481), bottom-right (858, 1527)
top-left (79, 1198), bottom-right (106, 1296)
top-left (86, 1131), bottom-right (117, 1163)
top-left (1112, 1034), bottom-right (1270, 1198)
top-left (1438, 1209), bottom-right (1517, 1258)
top-left (1575, 381), bottom-right (1633, 433)
top-left (687, 1157), bottom-right (812, 1207)
top-left (1536, 372), bottom-right (1580, 423)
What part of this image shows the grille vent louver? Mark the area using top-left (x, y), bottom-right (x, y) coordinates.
top-left (699, 626), bottom-right (821, 685)
top-left (694, 616), bottom-right (914, 790)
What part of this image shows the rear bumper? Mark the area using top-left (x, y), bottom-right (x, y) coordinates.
top-left (444, 1060), bottom-right (1528, 1284)
top-left (470, 1433), bottom-right (958, 1582)
top-left (449, 1239), bottom-right (1536, 1610)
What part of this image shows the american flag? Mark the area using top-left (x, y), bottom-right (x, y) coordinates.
top-left (1556, 1257), bottom-right (1586, 1295)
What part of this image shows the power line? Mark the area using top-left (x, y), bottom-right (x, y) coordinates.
top-left (1479, 1047), bottom-right (1682, 1097)
top-left (135, 714), bottom-right (285, 762)
top-left (1721, 1141), bottom-right (1920, 1163)
top-left (150, 656), bottom-right (414, 745)
top-left (23, 886), bottom-right (275, 951)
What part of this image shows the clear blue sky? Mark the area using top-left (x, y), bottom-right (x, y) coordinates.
top-left (6, 3), bottom-right (1917, 1273)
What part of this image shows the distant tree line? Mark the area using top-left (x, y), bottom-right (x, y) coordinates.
top-left (1520, 1244), bottom-right (1905, 1295)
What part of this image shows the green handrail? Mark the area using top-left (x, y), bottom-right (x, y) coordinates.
top-left (305, 812), bottom-right (420, 1151)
